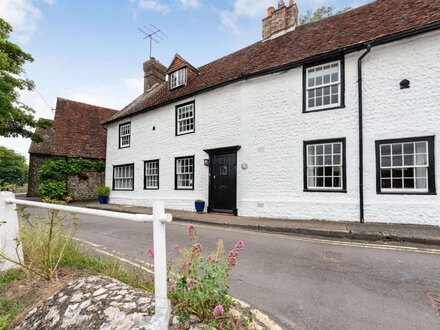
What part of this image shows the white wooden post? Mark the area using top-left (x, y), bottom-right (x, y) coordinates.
top-left (149, 200), bottom-right (171, 329)
top-left (0, 192), bottom-right (23, 271)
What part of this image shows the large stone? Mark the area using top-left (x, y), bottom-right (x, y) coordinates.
top-left (15, 276), bottom-right (154, 330)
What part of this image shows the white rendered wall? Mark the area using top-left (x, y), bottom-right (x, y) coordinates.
top-left (106, 30), bottom-right (440, 226)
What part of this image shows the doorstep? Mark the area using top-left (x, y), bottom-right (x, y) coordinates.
top-left (85, 202), bottom-right (440, 247)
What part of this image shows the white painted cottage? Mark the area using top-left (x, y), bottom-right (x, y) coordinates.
top-left (104, 0), bottom-right (440, 226)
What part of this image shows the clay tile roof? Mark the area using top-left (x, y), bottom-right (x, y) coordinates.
top-left (106, 0), bottom-right (440, 124)
top-left (28, 119), bottom-right (55, 155)
top-left (29, 98), bottom-right (118, 159)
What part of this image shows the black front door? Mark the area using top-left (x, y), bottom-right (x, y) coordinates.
top-left (208, 151), bottom-right (237, 215)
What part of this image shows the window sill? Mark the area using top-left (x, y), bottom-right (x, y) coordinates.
top-left (176, 131), bottom-right (195, 137)
top-left (144, 187), bottom-right (159, 190)
top-left (377, 191), bottom-right (436, 195)
top-left (303, 105), bottom-right (345, 113)
top-left (112, 189), bottom-right (134, 191)
top-left (175, 187), bottom-right (194, 191)
top-left (303, 189), bottom-right (347, 193)
top-left (118, 145), bottom-right (130, 149)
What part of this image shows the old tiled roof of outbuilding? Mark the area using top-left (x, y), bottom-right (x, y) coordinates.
top-left (28, 119), bottom-right (55, 155)
top-left (106, 0), bottom-right (440, 124)
top-left (29, 98), bottom-right (118, 159)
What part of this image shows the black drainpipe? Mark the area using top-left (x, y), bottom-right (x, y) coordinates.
top-left (358, 44), bottom-right (371, 224)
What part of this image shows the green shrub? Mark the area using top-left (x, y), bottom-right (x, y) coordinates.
top-left (164, 224), bottom-right (245, 328)
top-left (38, 158), bottom-right (106, 201)
top-left (38, 181), bottom-right (67, 201)
top-left (96, 185), bottom-right (110, 197)
top-left (0, 183), bottom-right (17, 191)
top-left (93, 160), bottom-right (106, 172)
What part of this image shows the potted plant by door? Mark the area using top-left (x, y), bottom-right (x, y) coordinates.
top-left (96, 185), bottom-right (110, 204)
top-left (194, 199), bottom-right (205, 213)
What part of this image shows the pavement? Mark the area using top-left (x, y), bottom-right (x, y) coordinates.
top-left (86, 202), bottom-right (440, 246)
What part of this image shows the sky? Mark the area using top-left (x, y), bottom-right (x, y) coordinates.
top-left (0, 0), bottom-right (368, 159)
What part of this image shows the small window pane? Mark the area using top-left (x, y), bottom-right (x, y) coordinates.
top-left (381, 169), bottom-right (391, 178)
top-left (382, 179), bottom-right (391, 189)
top-left (392, 144), bottom-right (402, 155)
top-left (403, 155), bottom-right (414, 166)
top-left (392, 156), bottom-right (402, 167)
top-left (403, 143), bottom-right (414, 154)
top-left (415, 142), bottom-right (427, 153)
top-left (416, 178), bottom-right (427, 189)
top-left (381, 145), bottom-right (391, 156)
top-left (382, 156), bottom-right (391, 167)
top-left (416, 154), bottom-right (427, 166)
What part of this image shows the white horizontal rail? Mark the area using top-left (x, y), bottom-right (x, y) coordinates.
top-left (4, 198), bottom-right (172, 223)
top-left (2, 195), bottom-right (172, 329)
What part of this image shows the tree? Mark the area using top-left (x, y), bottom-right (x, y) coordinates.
top-left (0, 18), bottom-right (50, 142)
top-left (0, 146), bottom-right (28, 187)
top-left (299, 6), bottom-right (351, 25)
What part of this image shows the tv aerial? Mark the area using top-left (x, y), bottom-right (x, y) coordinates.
top-left (138, 24), bottom-right (168, 59)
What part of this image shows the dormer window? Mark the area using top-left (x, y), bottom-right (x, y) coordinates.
top-left (169, 68), bottom-right (187, 89)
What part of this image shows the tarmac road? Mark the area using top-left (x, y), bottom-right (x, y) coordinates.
top-left (63, 211), bottom-right (440, 330)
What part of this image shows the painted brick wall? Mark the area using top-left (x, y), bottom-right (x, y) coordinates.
top-left (106, 30), bottom-right (440, 226)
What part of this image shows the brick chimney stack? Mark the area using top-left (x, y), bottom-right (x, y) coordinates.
top-left (143, 58), bottom-right (167, 92)
top-left (262, 0), bottom-right (298, 40)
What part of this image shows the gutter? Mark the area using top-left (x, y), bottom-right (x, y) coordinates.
top-left (357, 44), bottom-right (371, 224)
top-left (105, 21), bottom-right (440, 125)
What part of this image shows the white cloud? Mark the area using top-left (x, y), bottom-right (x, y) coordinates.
top-left (0, 0), bottom-right (42, 43)
top-left (131, 0), bottom-right (170, 13)
top-left (220, 0), bottom-right (273, 33)
top-left (179, 0), bottom-right (200, 8)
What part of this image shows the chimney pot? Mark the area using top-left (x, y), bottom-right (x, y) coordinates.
top-left (262, 0), bottom-right (298, 40)
top-left (267, 6), bottom-right (275, 16)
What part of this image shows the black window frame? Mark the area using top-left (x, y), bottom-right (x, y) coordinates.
top-left (303, 137), bottom-right (347, 193)
top-left (375, 136), bottom-right (436, 195)
top-left (302, 56), bottom-right (345, 113)
top-left (174, 155), bottom-right (195, 190)
top-left (144, 159), bottom-right (160, 190)
top-left (118, 122), bottom-right (131, 149)
top-left (175, 101), bottom-right (195, 136)
top-left (112, 163), bottom-right (135, 191)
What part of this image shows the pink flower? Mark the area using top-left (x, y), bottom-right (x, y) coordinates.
top-left (207, 255), bottom-right (217, 263)
top-left (170, 283), bottom-right (176, 292)
top-left (193, 242), bottom-right (203, 251)
top-left (227, 249), bottom-right (238, 266)
top-left (173, 244), bottom-right (180, 253)
top-left (228, 249), bottom-right (238, 258)
top-left (181, 261), bottom-right (188, 270)
top-left (235, 240), bottom-right (245, 250)
top-left (146, 248), bottom-right (154, 258)
top-left (213, 305), bottom-right (224, 316)
top-left (188, 224), bottom-right (195, 232)
top-left (186, 278), bottom-right (198, 288)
